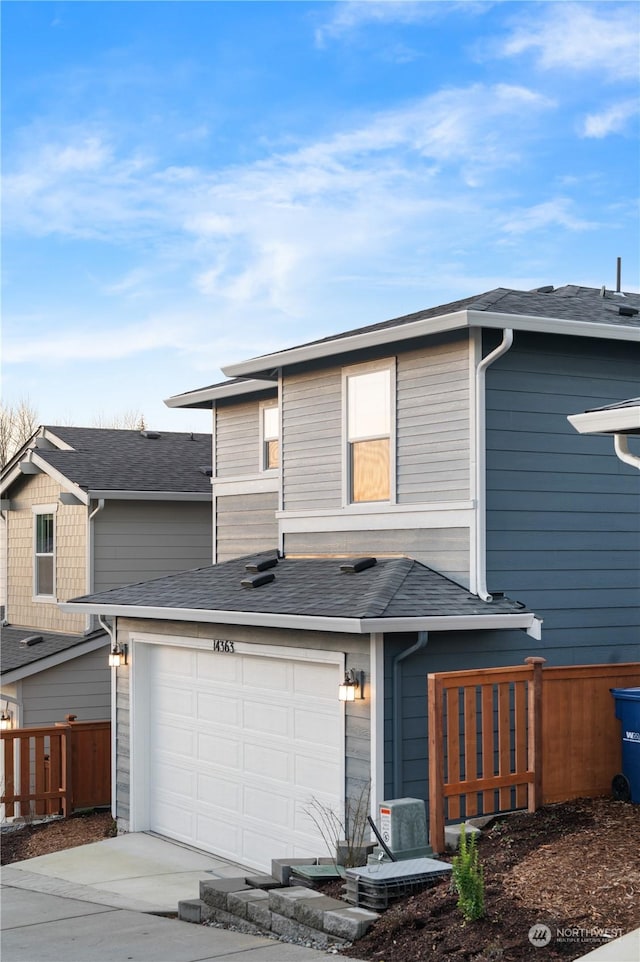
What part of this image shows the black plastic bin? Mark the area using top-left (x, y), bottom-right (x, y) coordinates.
top-left (610, 687), bottom-right (640, 803)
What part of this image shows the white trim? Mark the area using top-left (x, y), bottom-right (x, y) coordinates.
top-left (40, 428), bottom-right (75, 450)
top-left (567, 407), bottom-right (640, 435)
top-left (87, 490), bottom-right (211, 501)
top-left (468, 309), bottom-right (638, 342)
top-left (164, 378), bottom-right (277, 408)
top-left (369, 632), bottom-right (385, 819)
top-left (29, 456), bottom-right (89, 505)
top-left (60, 600), bottom-right (538, 635)
top-left (259, 398), bottom-right (280, 473)
top-left (212, 475), bottom-right (280, 496)
top-left (1, 633), bottom-right (110, 685)
top-left (468, 331), bottom-right (481, 594)
top-left (33, 505), bottom-right (57, 602)
top-left (278, 503), bottom-right (472, 533)
top-left (341, 358), bottom-right (396, 508)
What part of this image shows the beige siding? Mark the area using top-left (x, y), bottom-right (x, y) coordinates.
top-left (282, 368), bottom-right (343, 510)
top-left (20, 647), bottom-right (110, 727)
top-left (215, 402), bottom-right (261, 478)
top-left (115, 617), bottom-right (371, 831)
top-left (285, 528), bottom-right (470, 588)
top-left (216, 492), bottom-right (278, 562)
top-left (6, 474), bottom-right (86, 633)
top-left (396, 337), bottom-right (471, 503)
top-left (93, 500), bottom-right (212, 592)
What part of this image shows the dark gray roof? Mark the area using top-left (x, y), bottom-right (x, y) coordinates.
top-left (1, 626), bottom-right (108, 675)
top-left (8, 427), bottom-right (212, 494)
top-left (66, 553), bottom-right (531, 622)
top-left (586, 397), bottom-right (640, 413)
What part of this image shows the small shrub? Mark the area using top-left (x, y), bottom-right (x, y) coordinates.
top-left (452, 824), bottom-right (485, 922)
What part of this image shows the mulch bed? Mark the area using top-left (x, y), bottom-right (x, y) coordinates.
top-left (1, 810), bottom-right (116, 865)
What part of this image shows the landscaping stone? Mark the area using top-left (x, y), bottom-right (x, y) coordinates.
top-left (177, 899), bottom-right (204, 924)
top-left (271, 857), bottom-right (317, 885)
top-left (270, 912), bottom-right (347, 947)
top-left (293, 894), bottom-right (346, 930)
top-left (245, 874), bottom-right (281, 890)
top-left (200, 877), bottom-right (251, 909)
top-left (268, 885), bottom-right (325, 919)
top-left (227, 889), bottom-right (270, 920)
top-left (209, 906), bottom-right (264, 936)
top-left (323, 905), bottom-right (380, 940)
top-left (246, 898), bottom-right (273, 930)
top-left (444, 821), bottom-right (481, 851)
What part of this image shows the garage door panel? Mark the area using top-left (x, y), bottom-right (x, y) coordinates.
top-left (199, 731), bottom-right (242, 769)
top-left (147, 645), bottom-right (344, 872)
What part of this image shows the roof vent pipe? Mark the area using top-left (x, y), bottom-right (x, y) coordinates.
top-left (616, 257), bottom-right (622, 293)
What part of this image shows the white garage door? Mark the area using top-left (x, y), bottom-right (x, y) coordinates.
top-left (146, 643), bottom-right (344, 871)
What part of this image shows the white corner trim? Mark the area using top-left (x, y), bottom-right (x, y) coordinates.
top-left (212, 474), bottom-right (280, 497)
top-left (369, 632), bottom-right (385, 819)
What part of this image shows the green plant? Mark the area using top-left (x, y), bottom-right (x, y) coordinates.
top-left (452, 824), bottom-right (485, 922)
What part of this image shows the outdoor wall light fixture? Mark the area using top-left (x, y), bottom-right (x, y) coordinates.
top-left (108, 644), bottom-right (128, 668)
top-left (0, 708), bottom-right (13, 730)
top-left (338, 669), bottom-right (364, 702)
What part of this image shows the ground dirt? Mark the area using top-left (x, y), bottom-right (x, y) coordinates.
top-left (1, 798), bottom-right (638, 962)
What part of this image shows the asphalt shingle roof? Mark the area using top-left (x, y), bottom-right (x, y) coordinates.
top-left (12, 427), bottom-right (212, 494)
top-left (68, 553), bottom-right (531, 621)
top-left (1, 626), bottom-right (107, 675)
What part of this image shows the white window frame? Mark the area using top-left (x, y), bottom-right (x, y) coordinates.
top-left (259, 400), bottom-right (280, 472)
top-left (32, 504), bottom-right (58, 601)
top-left (342, 358), bottom-right (396, 507)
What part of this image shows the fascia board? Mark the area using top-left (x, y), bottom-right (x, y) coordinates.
top-left (468, 310), bottom-right (639, 342)
top-left (59, 601), bottom-right (537, 636)
top-left (87, 490), bottom-right (212, 501)
top-left (1, 634), bottom-right (110, 685)
top-left (567, 407), bottom-right (640, 435)
top-left (1, 454), bottom-right (89, 505)
top-left (40, 428), bottom-right (75, 450)
top-left (222, 311), bottom-right (469, 377)
top-left (165, 378), bottom-right (277, 408)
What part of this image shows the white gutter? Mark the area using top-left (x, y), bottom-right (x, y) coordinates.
top-left (614, 435), bottom-right (640, 470)
top-left (165, 378), bottom-right (277, 408)
top-left (474, 329), bottom-right (514, 601)
top-left (86, 490), bottom-right (211, 501)
top-left (59, 599), bottom-right (540, 636)
top-left (567, 407), bottom-right (640, 435)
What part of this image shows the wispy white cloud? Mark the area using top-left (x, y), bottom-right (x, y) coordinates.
top-left (315, 1), bottom-right (489, 46)
top-left (580, 99), bottom-right (639, 139)
top-left (500, 198), bottom-right (596, 236)
top-left (499, 4), bottom-right (639, 82)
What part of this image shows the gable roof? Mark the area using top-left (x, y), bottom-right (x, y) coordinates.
top-left (1, 626), bottom-right (109, 684)
top-left (1, 426), bottom-right (213, 502)
top-left (60, 553), bottom-right (540, 637)
top-left (222, 285), bottom-right (640, 379)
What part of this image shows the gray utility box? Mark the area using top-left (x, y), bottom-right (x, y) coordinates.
top-left (371, 797), bottom-right (431, 862)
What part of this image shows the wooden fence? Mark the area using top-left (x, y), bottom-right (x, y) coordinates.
top-left (1, 718), bottom-right (110, 820)
top-left (428, 659), bottom-right (640, 853)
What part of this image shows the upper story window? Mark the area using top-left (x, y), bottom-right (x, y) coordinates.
top-left (346, 365), bottom-right (393, 503)
top-left (34, 507), bottom-right (56, 598)
top-left (262, 404), bottom-right (279, 471)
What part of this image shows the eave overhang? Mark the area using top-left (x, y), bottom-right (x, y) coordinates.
top-left (1, 633), bottom-right (110, 686)
top-left (165, 378), bottom-right (277, 409)
top-left (59, 600), bottom-right (541, 638)
top-left (567, 407), bottom-right (640, 435)
top-left (222, 309), bottom-right (639, 379)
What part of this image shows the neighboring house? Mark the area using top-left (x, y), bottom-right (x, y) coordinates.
top-left (568, 397), bottom-right (640, 470)
top-left (1, 426), bottom-right (212, 728)
top-left (63, 284), bottom-right (640, 872)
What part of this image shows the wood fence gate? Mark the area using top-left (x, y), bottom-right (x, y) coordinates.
top-left (1, 718), bottom-right (110, 820)
top-left (428, 659), bottom-right (640, 853)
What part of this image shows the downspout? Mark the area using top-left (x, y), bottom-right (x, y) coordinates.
top-left (613, 435), bottom-right (640, 471)
top-left (474, 329), bottom-right (514, 601)
top-left (86, 499), bottom-right (105, 633)
top-left (1, 506), bottom-right (8, 626)
top-left (99, 615), bottom-right (118, 819)
top-left (392, 631), bottom-right (429, 797)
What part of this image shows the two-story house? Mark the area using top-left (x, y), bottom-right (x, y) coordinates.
top-left (63, 285), bottom-right (639, 872)
top-left (1, 426), bottom-right (212, 728)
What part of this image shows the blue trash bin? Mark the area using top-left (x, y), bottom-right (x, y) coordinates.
top-left (610, 687), bottom-right (640, 803)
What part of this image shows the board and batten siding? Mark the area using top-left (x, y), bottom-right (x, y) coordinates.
top-left (114, 617), bottom-right (371, 833)
top-left (93, 501), bottom-right (212, 592)
top-left (485, 331), bottom-right (640, 658)
top-left (215, 401), bottom-right (261, 479)
top-left (6, 473), bottom-right (86, 633)
top-left (396, 337), bottom-right (471, 504)
top-left (216, 492), bottom-right (279, 562)
top-left (20, 647), bottom-right (111, 728)
top-left (282, 368), bottom-right (343, 511)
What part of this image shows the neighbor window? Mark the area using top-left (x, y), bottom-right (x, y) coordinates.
top-left (34, 510), bottom-right (55, 597)
top-left (347, 367), bottom-right (392, 503)
top-left (262, 405), bottom-right (279, 470)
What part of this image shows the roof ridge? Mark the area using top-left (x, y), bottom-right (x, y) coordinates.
top-left (359, 557), bottom-right (415, 618)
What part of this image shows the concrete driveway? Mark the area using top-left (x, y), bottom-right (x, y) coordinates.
top-left (1, 832), bottom-right (358, 962)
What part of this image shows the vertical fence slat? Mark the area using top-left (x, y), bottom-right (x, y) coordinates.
top-left (446, 689), bottom-right (461, 820)
top-left (481, 684), bottom-right (494, 814)
top-left (526, 657), bottom-right (545, 812)
top-left (514, 681), bottom-right (528, 809)
top-left (463, 687), bottom-right (478, 816)
top-left (19, 736), bottom-right (31, 819)
top-left (34, 735), bottom-right (46, 816)
top-left (497, 683), bottom-right (511, 810)
top-left (48, 734), bottom-right (62, 815)
top-left (3, 736), bottom-right (15, 817)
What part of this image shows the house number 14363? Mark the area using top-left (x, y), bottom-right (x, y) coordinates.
top-left (213, 640), bottom-right (235, 653)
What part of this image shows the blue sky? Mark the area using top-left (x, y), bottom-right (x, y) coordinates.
top-left (3, 1), bottom-right (639, 432)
